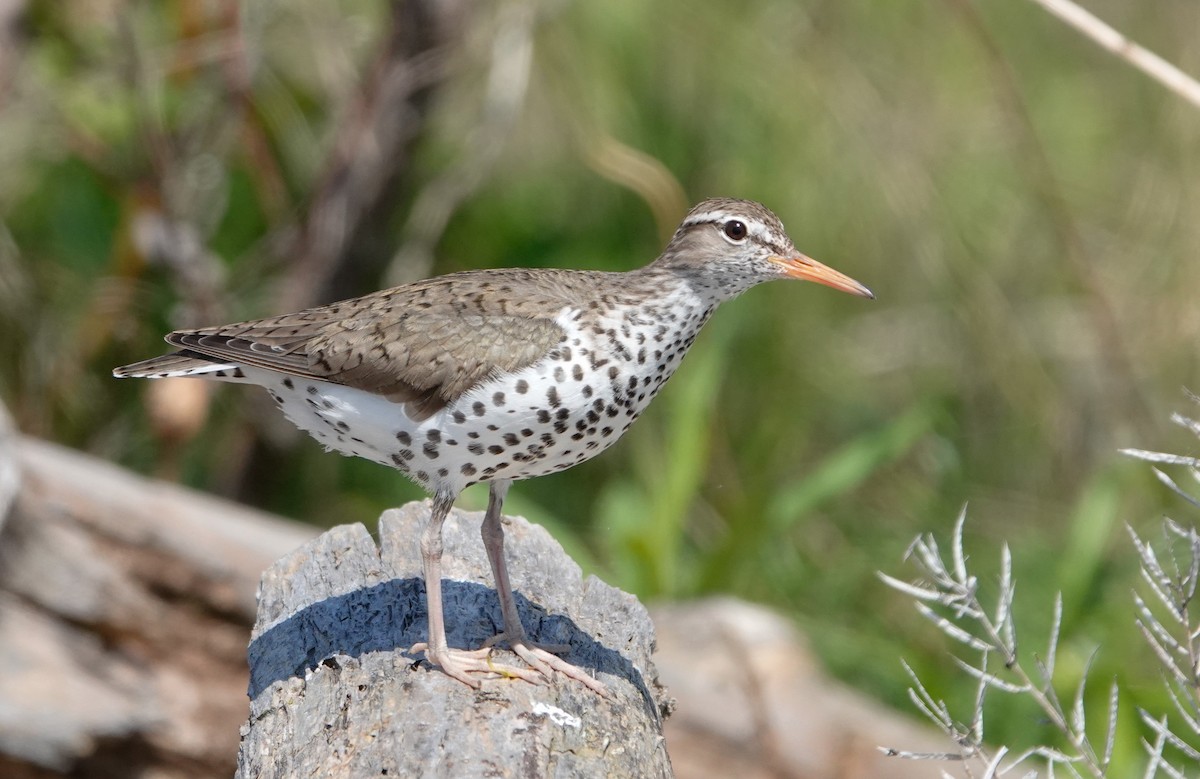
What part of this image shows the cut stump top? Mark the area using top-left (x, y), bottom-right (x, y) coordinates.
top-left (238, 501), bottom-right (673, 779)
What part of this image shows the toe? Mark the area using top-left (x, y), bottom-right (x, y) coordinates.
top-left (510, 640), bottom-right (607, 695)
top-left (422, 645), bottom-right (545, 687)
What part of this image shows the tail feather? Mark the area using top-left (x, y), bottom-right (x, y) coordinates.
top-left (113, 350), bottom-right (242, 379)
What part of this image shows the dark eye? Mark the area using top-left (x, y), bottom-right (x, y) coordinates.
top-left (723, 220), bottom-right (748, 241)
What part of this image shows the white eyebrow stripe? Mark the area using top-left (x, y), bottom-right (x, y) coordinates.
top-left (681, 209), bottom-right (735, 227)
top-left (683, 210), bottom-right (778, 245)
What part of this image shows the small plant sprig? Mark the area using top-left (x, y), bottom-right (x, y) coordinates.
top-left (878, 508), bottom-right (1117, 778)
top-left (881, 398), bottom-right (1200, 777)
top-left (1121, 399), bottom-right (1200, 774)
top-left (1125, 519), bottom-right (1200, 776)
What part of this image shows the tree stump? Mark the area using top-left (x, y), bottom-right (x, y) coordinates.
top-left (237, 502), bottom-right (674, 778)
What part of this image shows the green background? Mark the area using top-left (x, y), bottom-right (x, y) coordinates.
top-left (3, 0), bottom-right (1198, 769)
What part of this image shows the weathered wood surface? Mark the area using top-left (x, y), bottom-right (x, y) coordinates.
top-left (0, 403), bottom-right (318, 778)
top-left (0, 391), bottom-right (949, 778)
top-left (237, 502), bottom-right (673, 779)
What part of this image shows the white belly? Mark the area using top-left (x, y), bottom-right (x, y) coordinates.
top-left (246, 293), bottom-right (711, 495)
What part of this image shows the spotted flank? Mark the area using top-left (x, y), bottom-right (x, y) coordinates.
top-left (233, 280), bottom-right (712, 494)
top-left (112, 195), bottom-right (869, 499)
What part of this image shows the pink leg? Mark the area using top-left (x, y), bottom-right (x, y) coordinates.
top-left (410, 492), bottom-right (540, 687)
top-left (480, 481), bottom-right (607, 694)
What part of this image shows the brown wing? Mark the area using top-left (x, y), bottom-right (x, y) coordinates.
top-left (309, 311), bottom-right (564, 416)
top-left (165, 274), bottom-right (571, 420)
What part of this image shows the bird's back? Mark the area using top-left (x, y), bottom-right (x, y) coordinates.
top-left (113, 264), bottom-right (716, 492)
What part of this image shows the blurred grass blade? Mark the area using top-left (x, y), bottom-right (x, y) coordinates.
top-left (700, 402), bottom-right (933, 589)
top-left (1057, 468), bottom-right (1122, 623)
top-left (765, 404), bottom-right (933, 531)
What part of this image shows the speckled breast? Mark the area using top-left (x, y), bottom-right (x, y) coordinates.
top-left (254, 293), bottom-right (714, 494)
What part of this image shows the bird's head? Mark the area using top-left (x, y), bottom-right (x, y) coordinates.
top-left (655, 198), bottom-right (874, 300)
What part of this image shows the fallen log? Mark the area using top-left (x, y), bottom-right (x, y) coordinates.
top-left (0, 406), bottom-right (317, 777)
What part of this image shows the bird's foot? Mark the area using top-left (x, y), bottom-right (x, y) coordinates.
top-left (481, 631), bottom-right (570, 654)
top-left (485, 632), bottom-right (608, 695)
top-left (410, 642), bottom-right (544, 688)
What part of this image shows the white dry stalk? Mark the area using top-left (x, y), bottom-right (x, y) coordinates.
top-left (879, 507), bottom-right (1112, 777)
top-left (1127, 396), bottom-right (1200, 772)
top-left (884, 394), bottom-right (1200, 775)
top-left (1024, 0), bottom-right (1200, 109)
top-left (1125, 519), bottom-right (1200, 775)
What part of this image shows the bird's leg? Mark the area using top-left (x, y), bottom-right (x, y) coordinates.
top-left (410, 491), bottom-right (541, 687)
top-left (480, 480), bottom-right (607, 694)
top-left (480, 481), bottom-right (563, 649)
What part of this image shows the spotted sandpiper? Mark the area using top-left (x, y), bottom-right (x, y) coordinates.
top-left (114, 197), bottom-right (873, 693)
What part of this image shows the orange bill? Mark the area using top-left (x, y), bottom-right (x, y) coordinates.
top-left (769, 254), bottom-right (874, 299)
